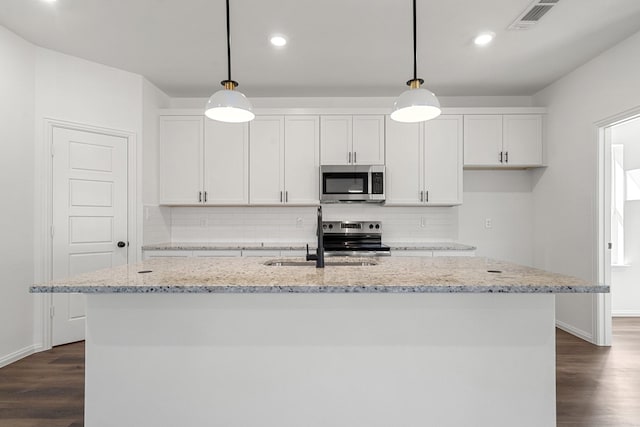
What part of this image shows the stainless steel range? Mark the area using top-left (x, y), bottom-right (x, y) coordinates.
top-left (321, 221), bottom-right (390, 256)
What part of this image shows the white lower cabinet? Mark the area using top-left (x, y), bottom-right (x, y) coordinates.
top-left (249, 115), bottom-right (319, 205)
top-left (385, 115), bottom-right (463, 206)
top-left (143, 250), bottom-right (193, 260)
top-left (391, 249), bottom-right (475, 257)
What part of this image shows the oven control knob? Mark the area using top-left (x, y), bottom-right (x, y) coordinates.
top-left (369, 224), bottom-right (374, 229)
top-left (375, 224), bottom-right (380, 229)
top-left (323, 224), bottom-right (327, 229)
top-left (328, 224), bottom-right (333, 229)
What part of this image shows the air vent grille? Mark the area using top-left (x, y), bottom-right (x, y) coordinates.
top-left (509, 0), bottom-right (560, 30)
top-left (521, 5), bottom-right (553, 22)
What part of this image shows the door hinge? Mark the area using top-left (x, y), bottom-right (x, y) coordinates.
top-left (608, 242), bottom-right (612, 250)
top-left (50, 225), bottom-right (55, 237)
top-left (50, 306), bottom-right (55, 318)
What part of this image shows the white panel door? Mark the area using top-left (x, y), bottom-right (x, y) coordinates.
top-left (463, 115), bottom-right (503, 166)
top-left (204, 120), bottom-right (249, 204)
top-left (249, 116), bottom-right (285, 204)
top-left (52, 127), bottom-right (128, 346)
top-left (159, 116), bottom-right (203, 204)
top-left (284, 116), bottom-right (320, 204)
top-left (503, 114), bottom-right (543, 166)
top-left (320, 115), bottom-right (352, 165)
top-left (352, 115), bottom-right (385, 165)
top-left (384, 116), bottom-right (422, 205)
top-left (424, 115), bottom-right (463, 205)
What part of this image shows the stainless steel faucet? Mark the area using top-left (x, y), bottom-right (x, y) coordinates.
top-left (306, 206), bottom-right (324, 268)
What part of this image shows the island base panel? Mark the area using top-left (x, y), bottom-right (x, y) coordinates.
top-left (85, 293), bottom-right (555, 427)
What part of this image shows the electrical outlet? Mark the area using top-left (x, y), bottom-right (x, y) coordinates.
top-left (296, 217), bottom-right (303, 228)
top-left (485, 218), bottom-right (492, 229)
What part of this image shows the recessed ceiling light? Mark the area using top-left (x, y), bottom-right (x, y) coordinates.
top-left (270, 36), bottom-right (287, 47)
top-left (474, 32), bottom-right (495, 46)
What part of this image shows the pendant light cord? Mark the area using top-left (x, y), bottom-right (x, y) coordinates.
top-left (226, 0), bottom-right (232, 82)
top-left (413, 0), bottom-right (417, 81)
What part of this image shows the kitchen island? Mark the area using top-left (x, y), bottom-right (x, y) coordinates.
top-left (32, 257), bottom-right (606, 427)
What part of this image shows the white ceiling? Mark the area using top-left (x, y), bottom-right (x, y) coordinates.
top-left (2, 0), bottom-right (640, 97)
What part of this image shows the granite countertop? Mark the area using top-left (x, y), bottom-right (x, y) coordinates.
top-left (31, 256), bottom-right (605, 294)
top-left (142, 242), bottom-right (477, 251)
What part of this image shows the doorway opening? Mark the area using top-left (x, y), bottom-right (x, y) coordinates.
top-left (596, 108), bottom-right (640, 346)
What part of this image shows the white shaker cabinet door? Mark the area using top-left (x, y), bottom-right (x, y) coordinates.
top-left (424, 115), bottom-right (463, 205)
top-left (384, 116), bottom-right (422, 205)
top-left (502, 114), bottom-right (543, 166)
top-left (463, 115), bottom-right (503, 166)
top-left (284, 116), bottom-right (320, 204)
top-left (159, 116), bottom-right (204, 204)
top-left (249, 116), bottom-right (285, 204)
top-left (320, 115), bottom-right (352, 165)
top-left (204, 120), bottom-right (249, 204)
top-left (352, 115), bottom-right (385, 165)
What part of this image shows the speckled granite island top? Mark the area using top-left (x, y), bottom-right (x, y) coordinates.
top-left (31, 256), bottom-right (606, 294)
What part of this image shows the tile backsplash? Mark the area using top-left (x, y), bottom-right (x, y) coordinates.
top-left (165, 204), bottom-right (458, 244)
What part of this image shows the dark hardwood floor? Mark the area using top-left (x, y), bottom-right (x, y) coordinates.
top-left (1, 318), bottom-right (638, 427)
top-left (0, 342), bottom-right (84, 427)
top-left (557, 317), bottom-right (640, 427)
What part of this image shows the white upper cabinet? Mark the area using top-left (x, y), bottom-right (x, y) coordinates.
top-left (463, 114), bottom-right (543, 167)
top-left (424, 115), bottom-right (463, 205)
top-left (352, 115), bottom-right (385, 165)
top-left (204, 120), bottom-right (249, 204)
top-left (283, 116), bottom-right (320, 205)
top-left (463, 115), bottom-right (503, 166)
top-left (385, 115), bottom-right (463, 206)
top-left (384, 119), bottom-right (422, 205)
top-left (320, 115), bottom-right (384, 165)
top-left (159, 116), bottom-right (204, 205)
top-left (320, 116), bottom-right (352, 165)
top-left (250, 115), bottom-right (320, 205)
top-left (159, 116), bottom-right (248, 205)
top-left (249, 116), bottom-right (285, 204)
top-left (502, 115), bottom-right (543, 166)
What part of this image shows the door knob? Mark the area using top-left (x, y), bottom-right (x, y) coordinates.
top-left (117, 241), bottom-right (126, 248)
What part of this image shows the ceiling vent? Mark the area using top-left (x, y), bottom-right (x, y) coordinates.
top-left (508, 0), bottom-right (560, 30)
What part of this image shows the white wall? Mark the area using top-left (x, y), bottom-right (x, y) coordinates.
top-left (142, 79), bottom-right (171, 245)
top-left (459, 171), bottom-right (534, 266)
top-left (611, 117), bottom-right (640, 316)
top-left (32, 47), bottom-right (146, 348)
top-left (533, 30), bottom-right (640, 341)
top-left (0, 26), bottom-right (36, 366)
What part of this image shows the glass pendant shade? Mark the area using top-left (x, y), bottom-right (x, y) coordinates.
top-left (390, 87), bottom-right (441, 123)
top-left (205, 88), bottom-right (255, 123)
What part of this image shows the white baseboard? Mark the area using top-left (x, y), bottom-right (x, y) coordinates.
top-left (612, 310), bottom-right (640, 317)
top-left (556, 320), bottom-right (594, 344)
top-left (0, 344), bottom-right (39, 368)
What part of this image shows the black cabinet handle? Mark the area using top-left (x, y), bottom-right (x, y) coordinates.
top-left (500, 151), bottom-right (503, 163)
top-left (505, 151), bottom-right (509, 163)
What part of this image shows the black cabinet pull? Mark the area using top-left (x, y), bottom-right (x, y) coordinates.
top-left (500, 151), bottom-right (503, 163)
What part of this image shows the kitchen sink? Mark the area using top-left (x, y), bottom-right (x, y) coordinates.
top-left (264, 260), bottom-right (378, 267)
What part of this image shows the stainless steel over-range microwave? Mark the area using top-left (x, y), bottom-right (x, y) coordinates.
top-left (320, 165), bottom-right (385, 203)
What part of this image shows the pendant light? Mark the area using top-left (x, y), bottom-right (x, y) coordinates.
top-left (390, 0), bottom-right (441, 123)
top-left (205, 0), bottom-right (254, 123)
